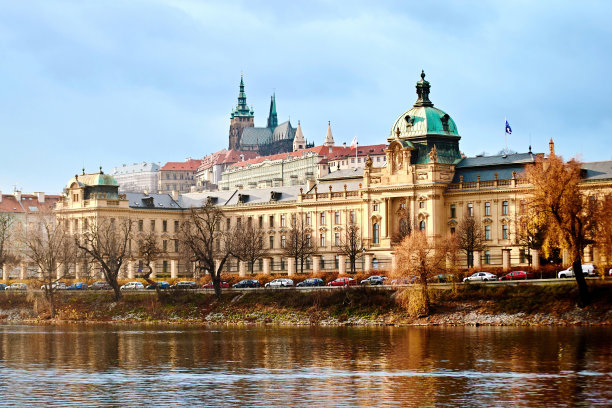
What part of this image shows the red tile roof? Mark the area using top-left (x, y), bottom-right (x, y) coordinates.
top-left (160, 159), bottom-right (203, 172)
top-left (0, 194), bottom-right (61, 213)
top-left (197, 150), bottom-right (259, 171)
top-left (326, 144), bottom-right (387, 161)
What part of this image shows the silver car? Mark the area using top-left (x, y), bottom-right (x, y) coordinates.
top-left (120, 282), bottom-right (145, 291)
top-left (265, 278), bottom-right (294, 288)
top-left (463, 272), bottom-right (498, 282)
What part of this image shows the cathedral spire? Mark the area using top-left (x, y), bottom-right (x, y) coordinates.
top-left (231, 74), bottom-right (253, 118)
top-left (293, 120), bottom-right (306, 151)
top-left (267, 93), bottom-right (278, 129)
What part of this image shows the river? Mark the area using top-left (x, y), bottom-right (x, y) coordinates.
top-left (0, 324), bottom-right (609, 407)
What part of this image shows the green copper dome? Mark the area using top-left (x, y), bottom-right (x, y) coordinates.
top-left (66, 171), bottom-right (118, 189)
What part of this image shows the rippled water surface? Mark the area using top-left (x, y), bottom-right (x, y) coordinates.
top-left (0, 324), bottom-right (610, 407)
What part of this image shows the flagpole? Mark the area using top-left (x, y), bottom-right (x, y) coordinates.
top-left (504, 117), bottom-right (508, 154)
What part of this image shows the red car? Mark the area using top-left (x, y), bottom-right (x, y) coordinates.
top-left (327, 277), bottom-right (357, 287)
top-left (202, 281), bottom-right (230, 289)
top-left (500, 271), bottom-right (533, 281)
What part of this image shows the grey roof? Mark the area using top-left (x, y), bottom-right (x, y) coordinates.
top-left (126, 193), bottom-right (182, 209)
top-left (224, 185), bottom-right (302, 206)
top-left (452, 167), bottom-right (524, 183)
top-left (582, 161), bottom-right (612, 181)
top-left (455, 152), bottom-right (536, 168)
top-left (241, 127), bottom-right (272, 145)
top-left (111, 162), bottom-right (160, 175)
top-left (179, 190), bottom-right (239, 208)
top-left (313, 179), bottom-right (362, 193)
top-left (319, 167), bottom-right (364, 181)
top-left (272, 121), bottom-right (295, 141)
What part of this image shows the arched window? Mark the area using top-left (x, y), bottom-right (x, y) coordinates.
top-left (372, 258), bottom-right (379, 269)
top-left (373, 223), bottom-right (380, 244)
top-left (419, 220), bottom-right (426, 231)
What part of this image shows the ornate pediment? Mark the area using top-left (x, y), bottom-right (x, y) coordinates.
top-left (417, 212), bottom-right (429, 221)
top-left (482, 217), bottom-right (493, 224)
top-left (447, 219), bottom-right (458, 226)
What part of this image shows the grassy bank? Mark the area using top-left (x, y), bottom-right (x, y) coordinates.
top-left (0, 282), bottom-right (611, 326)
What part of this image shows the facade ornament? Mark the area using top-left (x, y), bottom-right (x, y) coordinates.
top-left (395, 127), bottom-right (400, 139)
top-left (365, 155), bottom-right (373, 169)
top-left (429, 145), bottom-right (438, 163)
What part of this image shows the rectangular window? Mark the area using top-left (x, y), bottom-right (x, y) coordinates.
top-left (502, 224), bottom-right (509, 240)
top-left (150, 220), bottom-right (155, 232)
top-left (269, 236), bottom-right (274, 249)
top-left (247, 217), bottom-right (252, 228)
top-left (269, 215), bottom-right (275, 228)
top-left (450, 204), bottom-right (456, 218)
top-left (450, 227), bottom-right (455, 234)
top-left (306, 213), bottom-right (311, 226)
top-left (138, 220), bottom-right (143, 232)
top-left (351, 158), bottom-right (355, 163)
top-left (502, 201), bottom-right (509, 215)
top-left (320, 233), bottom-right (326, 247)
top-left (174, 240), bottom-right (179, 252)
top-left (237, 217), bottom-right (242, 228)
top-left (226, 218), bottom-right (231, 230)
top-left (291, 214), bottom-right (296, 226)
top-left (174, 220), bottom-right (179, 233)
top-left (163, 240), bottom-right (168, 251)
top-left (335, 232), bottom-right (341, 246)
top-left (162, 220), bottom-right (167, 232)
top-left (281, 215), bottom-right (286, 227)
top-left (306, 234), bottom-right (311, 247)
top-left (350, 210), bottom-right (356, 224)
top-left (485, 202), bottom-right (491, 216)
top-left (419, 201), bottom-right (425, 209)
top-left (259, 216), bottom-right (264, 228)
top-left (484, 251), bottom-right (491, 264)
top-left (281, 235), bottom-right (286, 248)
top-left (335, 211), bottom-right (340, 225)
top-left (520, 249), bottom-right (526, 264)
top-left (373, 204), bottom-right (379, 212)
top-left (467, 203), bottom-right (473, 217)
top-left (335, 256), bottom-right (340, 269)
top-left (320, 212), bottom-right (326, 225)
top-left (485, 225), bottom-right (491, 241)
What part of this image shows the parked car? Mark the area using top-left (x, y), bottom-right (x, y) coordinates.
top-left (89, 281), bottom-right (112, 290)
top-left (6, 283), bottom-right (27, 291)
top-left (390, 276), bottom-right (419, 285)
top-left (296, 278), bottom-right (325, 287)
top-left (146, 281), bottom-right (170, 290)
top-left (67, 282), bottom-right (88, 290)
top-left (327, 277), bottom-right (357, 287)
top-left (360, 275), bottom-right (387, 285)
top-left (558, 264), bottom-right (597, 279)
top-left (170, 281), bottom-right (199, 289)
top-left (500, 271), bottom-right (533, 281)
top-left (428, 274), bottom-right (457, 283)
top-left (232, 279), bottom-right (260, 288)
top-left (41, 281), bottom-right (67, 290)
top-left (0, 283), bottom-right (6, 290)
top-left (202, 281), bottom-right (230, 289)
top-left (120, 282), bottom-right (144, 291)
top-left (463, 272), bottom-right (498, 282)
top-left (265, 278), bottom-right (294, 288)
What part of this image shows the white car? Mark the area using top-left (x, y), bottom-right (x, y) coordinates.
top-left (265, 278), bottom-right (294, 288)
top-left (463, 272), bottom-right (498, 282)
top-left (40, 282), bottom-right (67, 290)
top-left (558, 264), bottom-right (597, 278)
top-left (6, 283), bottom-right (28, 291)
top-left (120, 282), bottom-right (145, 291)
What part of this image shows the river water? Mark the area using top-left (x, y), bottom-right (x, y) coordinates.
top-left (0, 324), bottom-right (610, 407)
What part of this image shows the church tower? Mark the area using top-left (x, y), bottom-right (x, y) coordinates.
top-left (267, 93), bottom-right (278, 129)
top-left (228, 75), bottom-right (255, 150)
top-left (293, 121), bottom-right (306, 151)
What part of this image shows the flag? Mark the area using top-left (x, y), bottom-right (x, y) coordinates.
top-left (505, 120), bottom-right (512, 135)
top-left (350, 135), bottom-right (357, 149)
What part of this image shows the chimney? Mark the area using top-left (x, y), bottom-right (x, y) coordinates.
top-left (14, 190), bottom-right (21, 201)
top-left (171, 190), bottom-right (179, 201)
top-left (36, 192), bottom-right (45, 203)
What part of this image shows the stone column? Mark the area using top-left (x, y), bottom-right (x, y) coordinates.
top-left (56, 263), bottom-right (63, 280)
top-left (531, 249), bottom-right (540, 270)
top-left (287, 258), bottom-right (295, 277)
top-left (391, 252), bottom-right (397, 274)
top-left (338, 254), bottom-right (347, 275)
top-left (262, 257), bottom-right (271, 275)
top-left (75, 263), bottom-right (81, 280)
top-left (364, 254), bottom-right (372, 273)
top-left (150, 261), bottom-right (156, 279)
top-left (592, 247), bottom-right (601, 266)
top-left (238, 261), bottom-right (247, 277)
top-left (170, 260), bottom-right (178, 279)
top-left (20, 263), bottom-right (27, 280)
top-left (562, 249), bottom-right (570, 267)
top-left (473, 251), bottom-right (482, 269)
top-left (127, 261), bottom-right (135, 279)
top-left (312, 255), bottom-right (321, 274)
top-left (2, 265), bottom-right (8, 281)
top-left (502, 249), bottom-right (511, 272)
top-left (583, 246), bottom-right (592, 263)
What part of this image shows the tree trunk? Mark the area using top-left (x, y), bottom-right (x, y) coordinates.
top-left (421, 281), bottom-right (430, 316)
top-left (109, 278), bottom-right (122, 301)
top-left (211, 270), bottom-right (222, 299)
top-left (572, 253), bottom-right (590, 307)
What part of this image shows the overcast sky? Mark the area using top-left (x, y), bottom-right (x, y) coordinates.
top-left (1, 0), bottom-right (611, 193)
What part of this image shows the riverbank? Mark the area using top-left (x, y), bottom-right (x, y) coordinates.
top-left (1, 282), bottom-right (611, 326)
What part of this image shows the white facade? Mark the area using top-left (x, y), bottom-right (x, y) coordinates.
top-left (110, 162), bottom-right (160, 193)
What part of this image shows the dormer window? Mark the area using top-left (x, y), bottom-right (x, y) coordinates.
top-left (404, 115), bottom-right (414, 127)
top-left (441, 114), bottom-right (450, 132)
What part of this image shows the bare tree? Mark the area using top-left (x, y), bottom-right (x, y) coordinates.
top-left (393, 231), bottom-right (454, 315)
top-left (392, 206), bottom-right (411, 244)
top-left (232, 223), bottom-right (265, 273)
top-left (76, 217), bottom-right (133, 301)
top-left (515, 210), bottom-right (548, 265)
top-left (456, 216), bottom-right (486, 268)
top-left (21, 212), bottom-right (76, 317)
top-left (136, 230), bottom-right (165, 298)
top-left (179, 203), bottom-right (232, 298)
top-left (0, 213), bottom-right (18, 280)
top-left (338, 223), bottom-right (363, 274)
top-left (284, 216), bottom-right (315, 274)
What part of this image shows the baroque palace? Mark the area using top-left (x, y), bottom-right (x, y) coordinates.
top-left (52, 72), bottom-right (612, 279)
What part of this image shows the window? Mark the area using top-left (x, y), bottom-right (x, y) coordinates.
top-left (258, 236), bottom-right (263, 248)
top-left (519, 200), bottom-right (527, 214)
top-left (335, 211), bottom-right (341, 224)
top-left (351, 158), bottom-right (355, 163)
top-left (269, 215), bottom-right (275, 228)
top-left (334, 256), bottom-right (340, 269)
top-left (247, 217), bottom-right (252, 228)
top-left (467, 203), bottom-right (473, 217)
top-left (419, 201), bottom-right (425, 209)
top-left (174, 220), bottom-right (179, 233)
top-left (350, 211), bottom-right (356, 224)
top-left (306, 234), bottom-right (311, 247)
top-left (237, 217), bottom-right (242, 228)
top-left (281, 235), bottom-right (286, 248)
top-left (373, 223), bottom-right (380, 244)
top-left (174, 240), bottom-right (179, 252)
top-left (280, 215), bottom-right (286, 227)
top-left (419, 220), bottom-right (426, 231)
top-left (400, 203), bottom-right (406, 209)
top-left (269, 236), bottom-right (274, 249)
top-left (162, 220), bottom-right (167, 232)
top-left (320, 257), bottom-right (325, 270)
top-left (372, 258), bottom-right (379, 269)
top-left (485, 202), bottom-right (491, 216)
top-left (502, 201), bottom-right (509, 215)
top-left (335, 232), bottom-right (341, 246)
top-left (150, 220), bottom-right (155, 232)
top-left (306, 213), bottom-right (311, 225)
top-left (450, 204), bottom-right (456, 218)
top-left (163, 240), bottom-right (168, 251)
top-left (520, 249), bottom-right (527, 264)
top-left (163, 260), bottom-right (168, 273)
top-left (320, 233), bottom-right (326, 247)
top-left (450, 227), bottom-right (456, 234)
top-left (215, 239), bottom-right (220, 251)
top-left (291, 214), bottom-right (296, 226)
top-left (357, 158), bottom-right (361, 163)
top-left (258, 216), bottom-right (264, 228)
top-left (485, 225), bottom-right (491, 240)
top-left (373, 203), bottom-right (379, 212)
top-left (320, 212), bottom-right (326, 225)
top-left (502, 224), bottom-right (509, 239)
top-left (138, 220), bottom-right (143, 232)
top-left (226, 218), bottom-right (231, 230)
top-left (484, 251), bottom-right (491, 264)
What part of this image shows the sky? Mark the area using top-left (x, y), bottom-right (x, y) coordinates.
top-left (1, 0), bottom-right (611, 193)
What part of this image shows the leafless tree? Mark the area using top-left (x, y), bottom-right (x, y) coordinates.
top-left (0, 213), bottom-right (18, 280)
top-left (283, 215), bottom-right (315, 274)
top-left (392, 206), bottom-right (411, 244)
top-left (136, 230), bottom-right (165, 299)
top-left (179, 203), bottom-right (232, 298)
top-left (76, 217), bottom-right (133, 301)
top-left (232, 223), bottom-right (265, 273)
top-left (338, 223), bottom-right (363, 274)
top-left (456, 216), bottom-right (486, 268)
top-left (21, 212), bottom-right (77, 317)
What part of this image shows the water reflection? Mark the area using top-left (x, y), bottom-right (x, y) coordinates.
top-left (0, 325), bottom-right (610, 407)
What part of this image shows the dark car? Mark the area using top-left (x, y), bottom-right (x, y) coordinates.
top-left (202, 281), bottom-right (230, 289)
top-left (500, 271), bottom-right (533, 281)
top-left (171, 281), bottom-right (199, 289)
top-left (428, 274), bottom-right (458, 283)
top-left (232, 279), bottom-right (260, 288)
top-left (0, 283), bottom-right (6, 290)
top-left (67, 282), bottom-right (88, 290)
top-left (296, 278), bottom-right (325, 287)
top-left (146, 281), bottom-right (170, 290)
top-left (89, 281), bottom-right (112, 290)
top-left (360, 275), bottom-right (387, 285)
